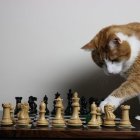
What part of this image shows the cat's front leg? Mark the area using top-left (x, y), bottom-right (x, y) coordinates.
top-left (99, 77), bottom-right (140, 113)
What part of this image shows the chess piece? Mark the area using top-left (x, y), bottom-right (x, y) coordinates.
top-left (103, 104), bottom-right (116, 127)
top-left (96, 107), bottom-right (102, 125)
top-left (14, 97), bottom-right (22, 115)
top-left (10, 104), bottom-right (15, 124)
top-left (80, 96), bottom-right (88, 115)
top-left (28, 96), bottom-right (37, 116)
top-left (51, 92), bottom-right (60, 115)
top-left (52, 96), bottom-right (65, 127)
top-left (16, 103), bottom-right (29, 126)
top-left (119, 105), bottom-right (132, 127)
top-left (67, 92), bottom-right (82, 127)
top-left (36, 101), bottom-right (48, 126)
top-left (60, 98), bottom-right (65, 118)
top-left (1, 103), bottom-right (13, 126)
top-left (24, 103), bottom-right (32, 124)
top-left (88, 102), bottom-right (99, 127)
top-left (96, 98), bottom-right (104, 107)
top-left (65, 89), bottom-right (73, 115)
top-left (88, 97), bottom-right (96, 113)
top-left (43, 95), bottom-right (49, 115)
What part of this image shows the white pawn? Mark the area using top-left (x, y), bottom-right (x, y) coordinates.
top-left (1, 103), bottom-right (13, 126)
top-left (37, 101), bottom-right (48, 126)
top-left (97, 107), bottom-right (102, 126)
top-left (10, 104), bottom-right (15, 124)
top-left (24, 103), bottom-right (32, 124)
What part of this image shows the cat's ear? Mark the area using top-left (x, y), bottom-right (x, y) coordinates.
top-left (81, 42), bottom-right (96, 51)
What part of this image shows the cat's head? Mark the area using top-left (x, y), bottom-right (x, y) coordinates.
top-left (82, 26), bottom-right (131, 75)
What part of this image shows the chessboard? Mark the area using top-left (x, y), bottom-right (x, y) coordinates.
top-left (0, 117), bottom-right (140, 139)
top-left (0, 91), bottom-right (140, 139)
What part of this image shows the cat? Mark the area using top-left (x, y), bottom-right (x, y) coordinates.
top-left (82, 22), bottom-right (140, 114)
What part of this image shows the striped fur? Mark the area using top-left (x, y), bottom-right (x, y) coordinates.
top-left (82, 22), bottom-right (140, 112)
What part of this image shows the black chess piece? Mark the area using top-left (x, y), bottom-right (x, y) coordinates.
top-left (65, 89), bottom-right (73, 115)
top-left (88, 97), bottom-right (95, 105)
top-left (43, 95), bottom-right (49, 115)
top-left (96, 98), bottom-right (104, 107)
top-left (14, 97), bottom-right (22, 115)
top-left (28, 96), bottom-right (37, 116)
top-left (51, 92), bottom-right (60, 115)
top-left (55, 92), bottom-right (60, 99)
top-left (80, 96), bottom-right (88, 115)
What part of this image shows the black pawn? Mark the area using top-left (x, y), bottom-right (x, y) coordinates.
top-left (80, 96), bottom-right (88, 115)
top-left (51, 92), bottom-right (60, 115)
top-left (14, 97), bottom-right (22, 115)
top-left (28, 96), bottom-right (38, 116)
top-left (65, 89), bottom-right (73, 115)
top-left (43, 95), bottom-right (49, 115)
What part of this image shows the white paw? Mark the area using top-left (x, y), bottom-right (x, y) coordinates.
top-left (99, 100), bottom-right (109, 113)
top-left (99, 96), bottom-right (123, 113)
top-left (135, 115), bottom-right (140, 120)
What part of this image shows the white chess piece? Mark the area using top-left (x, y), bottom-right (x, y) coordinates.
top-left (16, 103), bottom-right (29, 126)
top-left (52, 96), bottom-right (65, 127)
top-left (37, 101), bottom-right (48, 126)
top-left (88, 102), bottom-right (99, 127)
top-left (67, 92), bottom-right (82, 127)
top-left (103, 104), bottom-right (116, 127)
top-left (119, 105), bottom-right (132, 127)
top-left (100, 96), bottom-right (123, 113)
top-left (1, 103), bottom-right (13, 126)
top-left (97, 107), bottom-right (102, 125)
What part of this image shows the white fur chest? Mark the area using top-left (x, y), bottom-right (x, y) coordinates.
top-left (116, 32), bottom-right (140, 74)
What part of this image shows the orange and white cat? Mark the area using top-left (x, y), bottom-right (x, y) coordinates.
top-left (82, 22), bottom-right (140, 113)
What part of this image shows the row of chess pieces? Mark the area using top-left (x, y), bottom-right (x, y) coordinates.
top-left (14, 91), bottom-right (103, 117)
top-left (0, 92), bottom-right (132, 128)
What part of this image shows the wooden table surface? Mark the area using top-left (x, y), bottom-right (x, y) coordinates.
top-left (1, 120), bottom-right (140, 139)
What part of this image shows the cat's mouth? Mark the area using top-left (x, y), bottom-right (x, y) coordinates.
top-left (103, 66), bottom-right (121, 76)
top-left (103, 59), bottom-right (123, 76)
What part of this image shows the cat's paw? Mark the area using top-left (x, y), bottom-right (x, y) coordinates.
top-left (135, 115), bottom-right (140, 120)
top-left (99, 96), bottom-right (123, 113)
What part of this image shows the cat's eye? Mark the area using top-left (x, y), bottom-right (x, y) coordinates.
top-left (113, 37), bottom-right (121, 44)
